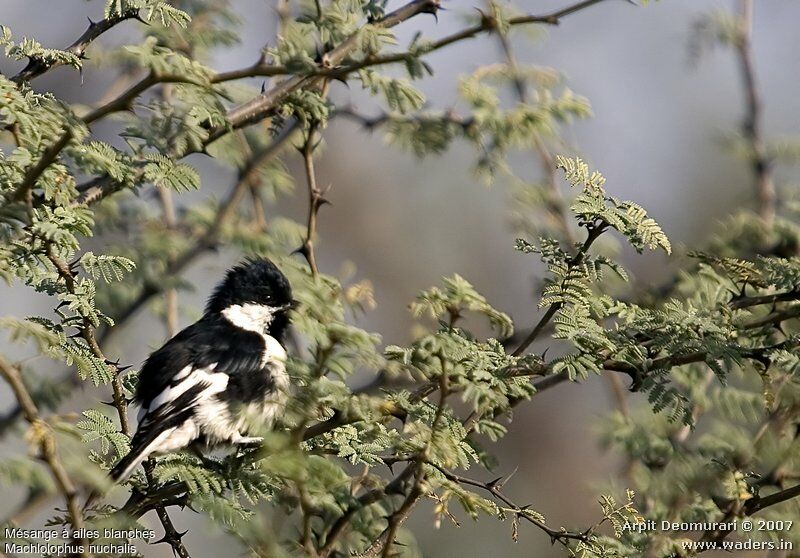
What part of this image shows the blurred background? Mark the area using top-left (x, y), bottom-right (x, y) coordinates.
top-left (2, 0), bottom-right (799, 556)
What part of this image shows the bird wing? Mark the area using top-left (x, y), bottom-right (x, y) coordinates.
top-left (113, 316), bottom-right (270, 482)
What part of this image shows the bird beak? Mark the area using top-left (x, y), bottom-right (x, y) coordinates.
top-left (278, 299), bottom-right (299, 312)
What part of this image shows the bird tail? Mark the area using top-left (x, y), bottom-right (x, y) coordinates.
top-left (83, 429), bottom-right (165, 511)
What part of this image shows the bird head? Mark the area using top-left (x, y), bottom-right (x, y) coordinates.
top-left (206, 258), bottom-right (295, 338)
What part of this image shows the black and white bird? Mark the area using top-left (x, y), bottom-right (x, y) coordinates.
top-left (109, 258), bottom-right (295, 484)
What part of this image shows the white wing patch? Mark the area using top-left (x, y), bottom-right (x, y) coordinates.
top-left (146, 365), bottom-right (226, 413)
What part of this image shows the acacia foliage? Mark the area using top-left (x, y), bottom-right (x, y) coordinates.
top-left (1, 1), bottom-right (800, 557)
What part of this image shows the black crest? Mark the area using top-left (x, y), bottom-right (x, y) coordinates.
top-left (206, 258), bottom-right (293, 315)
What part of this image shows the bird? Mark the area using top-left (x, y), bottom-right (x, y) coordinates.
top-left (107, 257), bottom-right (295, 485)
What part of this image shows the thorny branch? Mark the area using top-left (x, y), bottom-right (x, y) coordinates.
top-left (44, 244), bottom-right (130, 437)
top-left (512, 223), bottom-right (607, 356)
top-left (298, 119), bottom-right (328, 276)
top-left (11, 9), bottom-right (139, 83)
top-left (145, 103), bottom-right (193, 558)
top-left (735, 0), bottom-right (775, 225)
top-left (0, 123), bottom-right (300, 440)
top-left (143, 461), bottom-right (192, 558)
top-left (0, 354), bottom-right (88, 557)
top-left (10, 0), bottom-right (611, 208)
top-left (435, 465), bottom-right (589, 546)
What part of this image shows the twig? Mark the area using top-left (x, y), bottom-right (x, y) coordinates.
top-left (102, 122), bottom-right (299, 337)
top-left (318, 0), bottom-right (609, 81)
top-left (730, 290), bottom-right (800, 309)
top-left (435, 465), bottom-right (590, 545)
top-left (45, 244), bottom-right (130, 436)
top-left (0, 354), bottom-right (87, 556)
top-left (735, 0), bottom-right (775, 225)
top-left (512, 223), bottom-right (606, 356)
top-left (12, 9), bottom-right (138, 82)
top-left (318, 465), bottom-right (416, 557)
top-left (298, 121), bottom-right (327, 276)
top-left (13, 0), bottom-right (614, 210)
top-left (745, 482), bottom-right (800, 514)
top-left (143, 461), bottom-right (191, 558)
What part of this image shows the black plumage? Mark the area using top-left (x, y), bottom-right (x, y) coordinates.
top-left (134, 314), bottom-right (275, 410)
top-left (104, 258), bottom-right (294, 486)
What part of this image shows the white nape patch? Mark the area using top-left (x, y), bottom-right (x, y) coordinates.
top-left (222, 303), bottom-right (277, 332)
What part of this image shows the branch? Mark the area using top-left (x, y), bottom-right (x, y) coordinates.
top-left (0, 354), bottom-right (87, 556)
top-left (730, 290), bottom-right (800, 309)
top-left (435, 465), bottom-right (589, 545)
top-left (45, 244), bottom-right (130, 436)
top-left (355, 468), bottom-right (424, 558)
top-left (338, 105), bottom-right (476, 132)
top-left (318, 464), bottom-right (416, 557)
top-left (219, 0), bottom-right (608, 131)
top-left (320, 0), bottom-right (608, 81)
top-left (102, 122), bottom-right (299, 336)
top-left (11, 9), bottom-right (138, 82)
top-left (298, 121), bottom-right (327, 276)
top-left (745, 483), bottom-right (800, 515)
top-left (512, 223), bottom-right (607, 356)
top-left (735, 0), bottom-right (774, 225)
top-left (143, 461), bottom-right (191, 558)
top-left (14, 0), bottom-right (613, 209)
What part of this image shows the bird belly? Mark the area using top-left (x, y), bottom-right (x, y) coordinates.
top-left (193, 365), bottom-right (288, 445)
top-left (233, 366), bottom-right (289, 434)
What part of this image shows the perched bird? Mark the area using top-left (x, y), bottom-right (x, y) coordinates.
top-left (108, 258), bottom-right (295, 484)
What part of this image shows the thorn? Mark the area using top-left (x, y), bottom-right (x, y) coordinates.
top-left (486, 476), bottom-right (503, 489)
top-left (261, 81), bottom-right (266, 94)
top-left (87, 17), bottom-right (96, 27)
top-left (292, 244), bottom-right (309, 258)
top-left (422, 1), bottom-right (442, 22)
top-left (314, 197), bottom-right (331, 210)
top-left (493, 467), bottom-right (518, 490)
top-left (100, 400), bottom-right (116, 407)
top-left (152, 535), bottom-right (171, 547)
